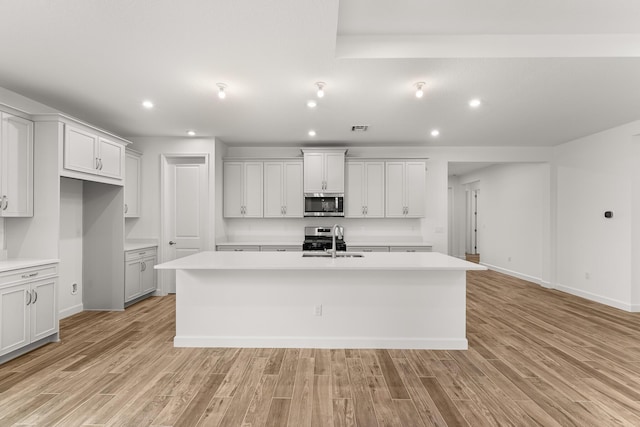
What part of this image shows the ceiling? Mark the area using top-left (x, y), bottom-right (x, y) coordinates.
top-left (1, 0), bottom-right (639, 147)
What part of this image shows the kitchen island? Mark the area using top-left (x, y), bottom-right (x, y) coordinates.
top-left (155, 251), bottom-right (486, 350)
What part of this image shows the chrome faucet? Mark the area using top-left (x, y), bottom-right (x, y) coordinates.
top-left (328, 223), bottom-right (343, 258)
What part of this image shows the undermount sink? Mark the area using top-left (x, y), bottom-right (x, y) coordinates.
top-left (302, 253), bottom-right (364, 258)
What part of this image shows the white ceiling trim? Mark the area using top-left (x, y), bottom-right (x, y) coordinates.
top-left (336, 34), bottom-right (640, 59)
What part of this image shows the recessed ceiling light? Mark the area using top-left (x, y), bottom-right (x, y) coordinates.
top-left (217, 83), bottom-right (227, 99)
top-left (469, 98), bottom-right (482, 108)
top-left (308, 130), bottom-right (316, 137)
top-left (430, 129), bottom-right (440, 137)
top-left (142, 100), bottom-right (154, 109)
top-left (415, 82), bottom-right (426, 98)
top-left (187, 130), bottom-right (196, 136)
top-left (315, 82), bottom-right (325, 98)
top-left (307, 100), bottom-right (317, 108)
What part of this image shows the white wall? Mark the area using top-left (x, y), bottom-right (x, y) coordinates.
top-left (554, 120), bottom-right (640, 311)
top-left (125, 136), bottom-right (217, 244)
top-left (453, 163), bottom-right (551, 285)
top-left (59, 178), bottom-right (83, 318)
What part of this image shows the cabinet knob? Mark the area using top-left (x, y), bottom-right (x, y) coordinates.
top-left (169, 241), bottom-right (177, 246)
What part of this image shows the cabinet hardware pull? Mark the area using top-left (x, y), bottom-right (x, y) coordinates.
top-left (1, 196), bottom-right (7, 211)
top-left (99, 158), bottom-right (103, 170)
top-left (21, 272), bottom-right (38, 279)
top-left (96, 157), bottom-right (100, 170)
top-left (124, 204), bottom-right (128, 213)
top-left (169, 241), bottom-right (177, 246)
top-left (141, 261), bottom-right (146, 271)
top-left (26, 290), bottom-right (32, 306)
top-left (138, 252), bottom-right (146, 255)
top-left (32, 290), bottom-right (38, 304)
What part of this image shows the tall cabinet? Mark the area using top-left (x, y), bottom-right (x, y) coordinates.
top-left (0, 112), bottom-right (33, 217)
top-left (345, 161), bottom-right (385, 218)
top-left (264, 161), bottom-right (303, 217)
top-left (223, 161), bottom-right (263, 218)
top-left (385, 161), bottom-right (426, 218)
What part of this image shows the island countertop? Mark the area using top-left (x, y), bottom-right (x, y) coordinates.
top-left (155, 250), bottom-right (486, 271)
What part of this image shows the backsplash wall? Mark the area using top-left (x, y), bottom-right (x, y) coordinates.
top-left (223, 217), bottom-right (426, 243)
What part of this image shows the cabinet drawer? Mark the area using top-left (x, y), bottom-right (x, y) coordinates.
top-left (216, 245), bottom-right (260, 252)
top-left (0, 264), bottom-right (59, 287)
top-left (125, 247), bottom-right (157, 262)
top-left (260, 245), bottom-right (302, 252)
top-left (347, 246), bottom-right (390, 252)
top-left (389, 246), bottom-right (432, 252)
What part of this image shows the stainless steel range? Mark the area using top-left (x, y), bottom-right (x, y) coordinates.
top-left (302, 226), bottom-right (346, 252)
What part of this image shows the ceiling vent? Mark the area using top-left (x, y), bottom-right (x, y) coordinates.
top-left (351, 125), bottom-right (369, 132)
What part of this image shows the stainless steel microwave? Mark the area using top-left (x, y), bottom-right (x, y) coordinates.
top-left (304, 193), bottom-right (344, 217)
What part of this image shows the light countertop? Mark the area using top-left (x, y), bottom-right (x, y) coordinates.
top-left (156, 251), bottom-right (485, 271)
top-left (215, 240), bottom-right (432, 247)
top-left (125, 240), bottom-right (159, 251)
top-left (0, 258), bottom-right (59, 273)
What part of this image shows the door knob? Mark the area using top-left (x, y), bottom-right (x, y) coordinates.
top-left (169, 241), bottom-right (177, 245)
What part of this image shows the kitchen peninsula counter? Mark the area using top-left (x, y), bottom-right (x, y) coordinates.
top-left (156, 251), bottom-right (486, 350)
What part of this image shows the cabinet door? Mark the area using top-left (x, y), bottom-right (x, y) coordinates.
top-left (263, 162), bottom-right (284, 217)
top-left (124, 152), bottom-right (141, 217)
top-left (98, 137), bottom-right (124, 179)
top-left (243, 162), bottom-right (263, 217)
top-left (125, 259), bottom-right (142, 302)
top-left (283, 162), bottom-right (303, 217)
top-left (30, 278), bottom-right (58, 342)
top-left (141, 256), bottom-right (157, 294)
top-left (64, 125), bottom-right (99, 175)
top-left (223, 162), bottom-right (244, 217)
top-left (345, 162), bottom-right (364, 218)
top-left (385, 162), bottom-right (406, 217)
top-left (0, 283), bottom-right (30, 356)
top-left (365, 162), bottom-right (385, 217)
top-left (405, 162), bottom-right (426, 217)
top-left (324, 152), bottom-right (345, 193)
top-left (303, 152), bottom-right (324, 193)
top-left (0, 113), bottom-right (33, 217)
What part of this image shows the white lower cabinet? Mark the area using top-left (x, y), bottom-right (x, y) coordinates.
top-left (0, 263), bottom-right (58, 358)
top-left (389, 246), bottom-right (432, 252)
top-left (124, 247), bottom-right (157, 303)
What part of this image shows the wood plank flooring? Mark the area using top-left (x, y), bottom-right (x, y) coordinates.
top-left (2, 269), bottom-right (640, 426)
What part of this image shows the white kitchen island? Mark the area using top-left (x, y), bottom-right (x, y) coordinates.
top-left (155, 251), bottom-right (486, 350)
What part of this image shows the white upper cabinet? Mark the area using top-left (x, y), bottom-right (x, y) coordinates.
top-left (345, 161), bottom-right (384, 218)
top-left (63, 124), bottom-right (125, 183)
top-left (303, 149), bottom-right (345, 193)
top-left (264, 161), bottom-right (303, 218)
top-left (224, 161), bottom-right (263, 218)
top-left (0, 112), bottom-right (33, 217)
top-left (385, 161), bottom-right (426, 218)
top-left (124, 149), bottom-right (141, 218)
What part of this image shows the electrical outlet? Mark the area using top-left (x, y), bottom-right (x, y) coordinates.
top-left (585, 273), bottom-right (590, 280)
top-left (315, 304), bottom-right (322, 316)
top-left (71, 283), bottom-right (78, 295)
top-left (508, 256), bottom-right (512, 262)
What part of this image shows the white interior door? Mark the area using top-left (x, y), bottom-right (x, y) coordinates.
top-left (162, 155), bottom-right (208, 294)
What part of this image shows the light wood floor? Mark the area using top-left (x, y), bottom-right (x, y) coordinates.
top-left (2, 270), bottom-right (640, 426)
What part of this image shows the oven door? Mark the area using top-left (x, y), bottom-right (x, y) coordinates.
top-left (304, 194), bottom-right (344, 217)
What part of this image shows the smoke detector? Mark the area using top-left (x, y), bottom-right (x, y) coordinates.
top-left (351, 125), bottom-right (369, 132)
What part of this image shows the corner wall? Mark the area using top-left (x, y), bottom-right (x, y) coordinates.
top-left (554, 120), bottom-right (640, 311)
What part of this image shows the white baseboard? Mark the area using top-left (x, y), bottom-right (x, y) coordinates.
top-left (58, 303), bottom-right (83, 319)
top-left (480, 262), bottom-right (549, 287)
top-left (174, 336), bottom-right (468, 350)
top-left (555, 283), bottom-right (634, 312)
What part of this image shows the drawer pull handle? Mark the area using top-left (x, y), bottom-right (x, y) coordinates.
top-left (26, 291), bottom-right (32, 306)
top-left (138, 252), bottom-right (146, 256)
top-left (22, 272), bottom-right (39, 279)
top-left (32, 290), bottom-right (38, 304)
